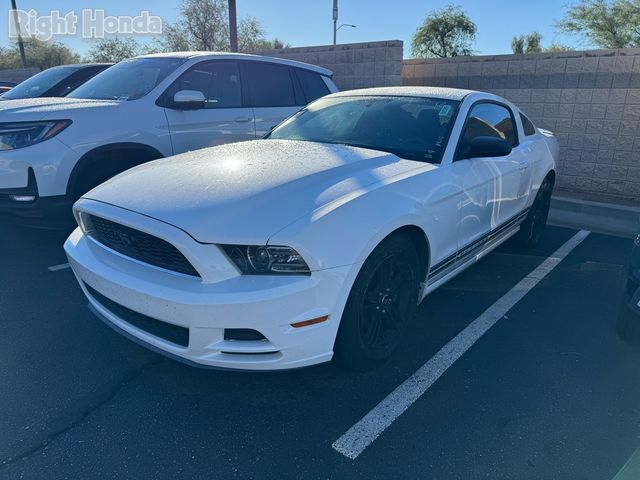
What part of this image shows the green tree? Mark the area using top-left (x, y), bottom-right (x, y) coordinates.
top-left (511, 32), bottom-right (576, 53)
top-left (237, 16), bottom-right (267, 52)
top-left (545, 42), bottom-right (576, 52)
top-left (86, 38), bottom-right (141, 63)
top-left (511, 31), bottom-right (543, 53)
top-left (153, 0), bottom-right (281, 53)
top-left (0, 39), bottom-right (79, 70)
top-left (411, 4), bottom-right (477, 58)
top-left (558, 0), bottom-right (640, 48)
top-left (268, 38), bottom-right (291, 50)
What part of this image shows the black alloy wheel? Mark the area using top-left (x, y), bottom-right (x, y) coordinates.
top-left (334, 234), bottom-right (422, 371)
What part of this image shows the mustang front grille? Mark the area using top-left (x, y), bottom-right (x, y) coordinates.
top-left (84, 214), bottom-right (200, 277)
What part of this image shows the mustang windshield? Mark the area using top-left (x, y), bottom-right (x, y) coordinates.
top-left (68, 57), bottom-right (185, 101)
top-left (269, 95), bottom-right (460, 163)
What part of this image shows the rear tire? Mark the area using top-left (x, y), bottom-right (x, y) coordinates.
top-left (512, 177), bottom-right (553, 251)
top-left (334, 235), bottom-right (422, 371)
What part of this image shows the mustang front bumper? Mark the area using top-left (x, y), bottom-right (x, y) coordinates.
top-left (64, 223), bottom-right (357, 371)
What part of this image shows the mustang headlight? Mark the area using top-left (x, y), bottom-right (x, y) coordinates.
top-left (221, 245), bottom-right (310, 275)
top-left (0, 120), bottom-right (72, 150)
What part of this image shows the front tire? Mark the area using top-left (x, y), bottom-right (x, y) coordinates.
top-left (334, 235), bottom-right (422, 371)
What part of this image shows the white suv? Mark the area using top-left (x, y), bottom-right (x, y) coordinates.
top-left (0, 52), bottom-right (337, 225)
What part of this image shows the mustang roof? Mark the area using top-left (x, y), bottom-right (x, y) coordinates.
top-left (137, 51), bottom-right (333, 76)
top-left (328, 86), bottom-right (476, 101)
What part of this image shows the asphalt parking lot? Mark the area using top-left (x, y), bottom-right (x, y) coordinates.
top-left (1, 221), bottom-right (639, 479)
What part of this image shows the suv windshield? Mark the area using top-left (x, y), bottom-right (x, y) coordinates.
top-left (269, 95), bottom-right (460, 163)
top-left (68, 57), bottom-right (185, 101)
top-left (2, 66), bottom-right (78, 99)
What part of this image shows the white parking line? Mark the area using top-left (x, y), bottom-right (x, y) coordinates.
top-left (48, 263), bottom-right (70, 272)
top-left (332, 229), bottom-right (591, 460)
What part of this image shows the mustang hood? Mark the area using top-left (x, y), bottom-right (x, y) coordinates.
top-left (0, 97), bottom-right (122, 122)
top-left (83, 140), bottom-right (430, 244)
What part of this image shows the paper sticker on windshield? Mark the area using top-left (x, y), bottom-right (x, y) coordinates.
top-left (439, 105), bottom-right (452, 117)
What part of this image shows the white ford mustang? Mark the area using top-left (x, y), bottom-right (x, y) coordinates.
top-left (64, 87), bottom-right (558, 371)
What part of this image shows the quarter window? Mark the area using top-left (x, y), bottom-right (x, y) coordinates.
top-left (520, 112), bottom-right (536, 136)
top-left (244, 62), bottom-right (296, 107)
top-left (166, 61), bottom-right (242, 109)
top-left (296, 69), bottom-right (330, 103)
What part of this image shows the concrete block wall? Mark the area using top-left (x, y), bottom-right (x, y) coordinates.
top-left (0, 68), bottom-right (39, 83)
top-left (404, 49), bottom-right (640, 203)
top-left (257, 40), bottom-right (403, 91)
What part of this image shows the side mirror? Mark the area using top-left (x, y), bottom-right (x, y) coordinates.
top-left (466, 136), bottom-right (512, 159)
top-left (171, 90), bottom-right (206, 110)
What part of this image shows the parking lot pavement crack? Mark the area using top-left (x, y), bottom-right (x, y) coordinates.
top-left (0, 357), bottom-right (164, 470)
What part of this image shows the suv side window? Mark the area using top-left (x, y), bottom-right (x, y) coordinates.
top-left (458, 102), bottom-right (517, 159)
top-left (519, 112), bottom-right (536, 136)
top-left (244, 62), bottom-right (296, 107)
top-left (295, 69), bottom-right (330, 103)
top-left (164, 61), bottom-right (242, 109)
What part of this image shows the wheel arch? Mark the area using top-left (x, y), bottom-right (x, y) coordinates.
top-left (66, 142), bottom-right (164, 197)
top-left (344, 222), bottom-right (432, 289)
top-left (545, 169), bottom-right (556, 187)
top-left (381, 224), bottom-right (431, 281)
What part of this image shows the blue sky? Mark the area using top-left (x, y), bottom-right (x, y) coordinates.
top-left (2, 1), bottom-right (586, 58)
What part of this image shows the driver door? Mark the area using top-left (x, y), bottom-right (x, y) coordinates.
top-left (161, 60), bottom-right (256, 154)
top-left (452, 102), bottom-right (530, 251)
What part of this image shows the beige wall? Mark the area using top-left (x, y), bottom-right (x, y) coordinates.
top-left (257, 40), bottom-right (403, 91)
top-left (0, 68), bottom-right (39, 84)
top-left (403, 49), bottom-right (640, 203)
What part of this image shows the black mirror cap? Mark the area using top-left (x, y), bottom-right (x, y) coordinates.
top-left (466, 136), bottom-right (512, 159)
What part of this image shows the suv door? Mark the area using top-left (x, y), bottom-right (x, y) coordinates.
top-left (241, 61), bottom-right (305, 137)
top-left (452, 101), bottom-right (531, 251)
top-left (160, 60), bottom-right (255, 153)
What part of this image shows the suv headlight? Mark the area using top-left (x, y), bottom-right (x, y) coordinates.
top-left (0, 120), bottom-right (72, 150)
top-left (220, 245), bottom-right (310, 275)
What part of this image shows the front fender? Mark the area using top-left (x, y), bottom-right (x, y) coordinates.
top-left (269, 164), bottom-right (460, 276)
top-left (268, 186), bottom-right (431, 272)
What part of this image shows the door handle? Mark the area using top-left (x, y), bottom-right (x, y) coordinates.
top-left (234, 117), bottom-right (252, 123)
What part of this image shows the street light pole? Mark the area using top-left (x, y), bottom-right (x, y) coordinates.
top-left (10, 0), bottom-right (27, 68)
top-left (229, 0), bottom-right (238, 52)
top-left (332, 0), bottom-right (338, 45)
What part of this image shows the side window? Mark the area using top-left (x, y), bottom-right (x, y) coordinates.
top-left (459, 103), bottom-right (517, 158)
top-left (520, 112), bottom-right (536, 136)
top-left (165, 61), bottom-right (241, 109)
top-left (244, 62), bottom-right (296, 107)
top-left (58, 68), bottom-right (101, 96)
top-left (296, 69), bottom-right (330, 103)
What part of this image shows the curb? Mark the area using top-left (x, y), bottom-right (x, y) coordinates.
top-left (548, 196), bottom-right (640, 238)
